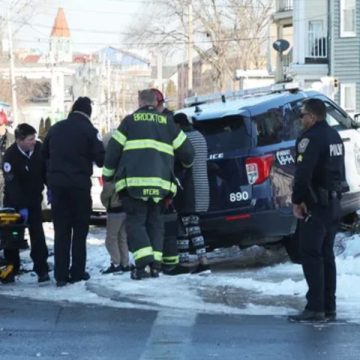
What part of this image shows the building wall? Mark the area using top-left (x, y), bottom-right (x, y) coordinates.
top-left (332, 0), bottom-right (360, 114)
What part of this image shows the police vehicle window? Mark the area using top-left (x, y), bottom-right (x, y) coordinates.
top-left (285, 100), bottom-right (303, 140)
top-left (193, 115), bottom-right (252, 153)
top-left (325, 102), bottom-right (348, 130)
top-left (253, 109), bottom-right (285, 146)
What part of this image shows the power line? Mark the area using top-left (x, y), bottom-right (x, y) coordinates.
top-left (40, 4), bottom-right (137, 16)
top-left (102, 0), bottom-right (272, 9)
top-left (11, 19), bottom-right (133, 35)
top-left (15, 33), bottom-right (280, 48)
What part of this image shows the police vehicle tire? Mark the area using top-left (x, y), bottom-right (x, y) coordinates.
top-left (282, 227), bottom-right (302, 264)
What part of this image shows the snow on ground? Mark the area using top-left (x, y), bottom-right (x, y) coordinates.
top-left (1, 223), bottom-right (360, 322)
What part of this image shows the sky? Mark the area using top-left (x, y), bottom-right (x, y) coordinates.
top-left (6, 0), bottom-right (146, 53)
top-left (1, 223), bottom-right (360, 324)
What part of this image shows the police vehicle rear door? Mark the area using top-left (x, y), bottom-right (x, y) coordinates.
top-left (194, 111), bottom-right (255, 212)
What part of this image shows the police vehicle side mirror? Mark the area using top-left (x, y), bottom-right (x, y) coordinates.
top-left (353, 113), bottom-right (360, 129)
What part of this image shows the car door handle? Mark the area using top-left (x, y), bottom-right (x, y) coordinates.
top-left (342, 137), bottom-right (351, 142)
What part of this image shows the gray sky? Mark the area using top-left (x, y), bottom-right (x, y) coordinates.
top-left (10, 0), bottom-right (144, 53)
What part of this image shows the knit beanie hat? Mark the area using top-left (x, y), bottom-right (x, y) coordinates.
top-left (71, 97), bottom-right (92, 117)
top-left (174, 112), bottom-right (191, 126)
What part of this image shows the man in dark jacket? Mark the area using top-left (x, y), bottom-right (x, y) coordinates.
top-left (2, 123), bottom-right (49, 283)
top-left (43, 97), bottom-right (105, 287)
top-left (103, 89), bottom-right (194, 280)
top-left (288, 98), bottom-right (345, 323)
top-left (163, 112), bottom-right (210, 275)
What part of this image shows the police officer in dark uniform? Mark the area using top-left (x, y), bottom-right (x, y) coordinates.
top-left (103, 89), bottom-right (194, 280)
top-left (43, 97), bottom-right (105, 287)
top-left (2, 123), bottom-right (49, 283)
top-left (288, 98), bottom-right (346, 322)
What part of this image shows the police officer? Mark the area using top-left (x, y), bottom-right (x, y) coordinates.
top-left (288, 98), bottom-right (346, 322)
top-left (43, 97), bottom-right (105, 287)
top-left (103, 89), bottom-right (194, 280)
top-left (2, 123), bottom-right (49, 283)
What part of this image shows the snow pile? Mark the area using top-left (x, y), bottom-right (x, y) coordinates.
top-left (0, 224), bottom-right (359, 321)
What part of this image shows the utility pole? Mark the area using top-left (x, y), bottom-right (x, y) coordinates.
top-left (106, 59), bottom-right (111, 132)
top-left (7, 7), bottom-right (18, 125)
top-left (187, 0), bottom-right (193, 97)
top-left (156, 52), bottom-right (163, 91)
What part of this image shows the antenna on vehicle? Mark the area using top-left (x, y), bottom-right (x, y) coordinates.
top-left (221, 94), bottom-right (226, 103)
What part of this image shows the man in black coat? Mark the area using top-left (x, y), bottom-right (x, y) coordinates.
top-left (2, 123), bottom-right (49, 283)
top-left (43, 97), bottom-right (105, 287)
top-left (288, 98), bottom-right (346, 323)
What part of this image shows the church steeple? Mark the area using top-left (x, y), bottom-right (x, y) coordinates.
top-left (49, 8), bottom-right (72, 63)
top-left (51, 8), bottom-right (70, 38)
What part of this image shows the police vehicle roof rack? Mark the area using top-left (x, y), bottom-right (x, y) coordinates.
top-left (184, 82), bottom-right (300, 107)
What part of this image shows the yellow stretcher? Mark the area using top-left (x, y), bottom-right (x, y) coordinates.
top-left (0, 209), bottom-right (27, 250)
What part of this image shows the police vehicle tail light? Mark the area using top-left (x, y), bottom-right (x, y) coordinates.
top-left (245, 154), bottom-right (274, 185)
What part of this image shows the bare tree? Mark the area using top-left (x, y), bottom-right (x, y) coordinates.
top-left (0, 76), bottom-right (50, 108)
top-left (127, 0), bottom-right (272, 91)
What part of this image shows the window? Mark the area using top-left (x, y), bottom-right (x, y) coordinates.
top-left (194, 115), bottom-right (253, 153)
top-left (340, 0), bottom-right (356, 37)
top-left (253, 109), bottom-right (285, 146)
top-left (308, 20), bottom-right (327, 58)
top-left (340, 83), bottom-right (356, 115)
top-left (324, 102), bottom-right (348, 130)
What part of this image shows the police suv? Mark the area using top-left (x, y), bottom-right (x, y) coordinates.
top-left (176, 84), bottom-right (360, 253)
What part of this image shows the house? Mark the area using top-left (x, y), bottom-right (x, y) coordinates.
top-left (272, 0), bottom-right (329, 87)
top-left (177, 55), bottom-right (273, 108)
top-left (272, 0), bottom-right (360, 116)
top-left (330, 0), bottom-right (359, 116)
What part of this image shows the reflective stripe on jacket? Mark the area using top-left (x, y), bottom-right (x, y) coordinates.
top-left (103, 106), bottom-right (194, 201)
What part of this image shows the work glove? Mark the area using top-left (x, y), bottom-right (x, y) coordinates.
top-left (46, 189), bottom-right (52, 205)
top-left (19, 208), bottom-right (29, 223)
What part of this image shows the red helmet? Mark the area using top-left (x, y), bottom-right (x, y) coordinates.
top-left (151, 88), bottom-right (165, 106)
top-left (0, 111), bottom-right (8, 126)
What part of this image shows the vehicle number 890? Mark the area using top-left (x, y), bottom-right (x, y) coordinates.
top-left (229, 191), bottom-right (249, 202)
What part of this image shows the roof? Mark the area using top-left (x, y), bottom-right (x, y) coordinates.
top-left (97, 47), bottom-right (150, 67)
top-left (179, 90), bottom-right (321, 121)
top-left (22, 54), bottom-right (41, 64)
top-left (51, 8), bottom-right (70, 38)
top-left (73, 54), bottom-right (94, 63)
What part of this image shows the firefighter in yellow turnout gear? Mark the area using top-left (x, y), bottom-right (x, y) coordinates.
top-left (103, 90), bottom-right (194, 279)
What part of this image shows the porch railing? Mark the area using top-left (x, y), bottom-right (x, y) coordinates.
top-left (276, 0), bottom-right (293, 12)
top-left (306, 30), bottom-right (328, 59)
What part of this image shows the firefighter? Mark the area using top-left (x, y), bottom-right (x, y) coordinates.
top-left (43, 97), bottom-right (105, 287)
top-left (2, 123), bottom-right (49, 283)
top-left (288, 98), bottom-right (346, 323)
top-left (103, 89), bottom-right (194, 280)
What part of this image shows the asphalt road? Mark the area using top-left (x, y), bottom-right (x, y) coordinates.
top-left (0, 296), bottom-right (359, 360)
